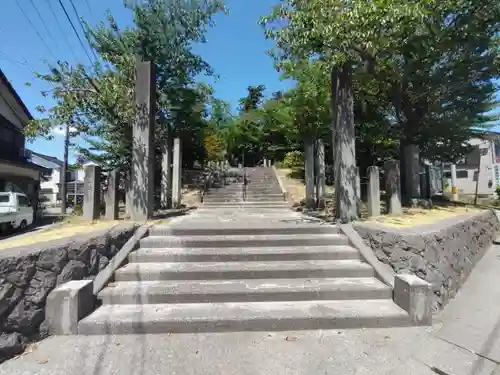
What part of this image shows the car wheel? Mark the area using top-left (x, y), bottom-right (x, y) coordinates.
top-left (19, 220), bottom-right (28, 231)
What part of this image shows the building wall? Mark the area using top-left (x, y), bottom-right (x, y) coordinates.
top-left (30, 154), bottom-right (62, 203)
top-left (0, 79), bottom-right (30, 130)
top-left (444, 137), bottom-right (497, 196)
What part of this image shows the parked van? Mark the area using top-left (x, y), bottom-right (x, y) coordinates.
top-left (0, 192), bottom-right (34, 231)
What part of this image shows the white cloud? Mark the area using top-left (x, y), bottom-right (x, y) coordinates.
top-left (52, 126), bottom-right (77, 136)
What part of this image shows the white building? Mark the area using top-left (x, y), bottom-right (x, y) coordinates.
top-left (443, 131), bottom-right (500, 196)
top-left (29, 152), bottom-right (85, 205)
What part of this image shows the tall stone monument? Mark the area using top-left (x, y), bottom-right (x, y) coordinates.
top-left (105, 169), bottom-right (119, 220)
top-left (161, 136), bottom-right (172, 209)
top-left (83, 162), bottom-right (101, 221)
top-left (384, 160), bottom-right (402, 215)
top-left (315, 139), bottom-right (326, 209)
top-left (130, 58), bottom-right (156, 220)
top-left (367, 166), bottom-right (380, 217)
top-left (171, 137), bottom-right (182, 208)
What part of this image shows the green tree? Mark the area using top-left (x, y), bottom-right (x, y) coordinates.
top-left (27, 0), bottom-right (226, 172)
top-left (262, 0), bottom-right (427, 221)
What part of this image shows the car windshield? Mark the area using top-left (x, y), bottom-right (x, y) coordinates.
top-left (0, 194), bottom-right (10, 204)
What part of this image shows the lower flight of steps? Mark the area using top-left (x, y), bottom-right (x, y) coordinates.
top-left (78, 224), bottom-right (411, 334)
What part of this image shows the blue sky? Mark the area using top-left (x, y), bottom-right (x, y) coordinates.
top-left (0, 0), bottom-right (292, 162)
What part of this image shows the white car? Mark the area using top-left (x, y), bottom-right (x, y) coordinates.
top-left (0, 192), bottom-right (34, 231)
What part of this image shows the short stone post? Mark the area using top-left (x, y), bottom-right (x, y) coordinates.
top-left (171, 137), bottom-right (182, 208)
top-left (83, 162), bottom-right (101, 221)
top-left (384, 160), bottom-right (402, 215)
top-left (130, 58), bottom-right (155, 221)
top-left (45, 280), bottom-right (94, 334)
top-left (394, 274), bottom-right (432, 326)
top-left (104, 169), bottom-right (119, 220)
top-left (367, 166), bottom-right (380, 217)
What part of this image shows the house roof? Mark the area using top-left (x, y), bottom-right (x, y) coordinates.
top-left (0, 69), bottom-right (33, 121)
top-left (30, 151), bottom-right (64, 166)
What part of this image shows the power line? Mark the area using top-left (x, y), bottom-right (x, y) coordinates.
top-left (45, 0), bottom-right (79, 62)
top-left (67, 0), bottom-right (99, 62)
top-left (28, 0), bottom-right (59, 51)
top-left (57, 0), bottom-right (94, 66)
top-left (84, 0), bottom-right (94, 17)
top-left (15, 0), bottom-right (58, 62)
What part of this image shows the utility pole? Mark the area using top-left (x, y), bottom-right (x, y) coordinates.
top-left (60, 124), bottom-right (70, 215)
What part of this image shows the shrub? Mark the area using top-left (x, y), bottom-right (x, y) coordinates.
top-left (282, 151), bottom-right (304, 169)
top-left (495, 186), bottom-right (500, 200)
top-left (72, 204), bottom-right (83, 216)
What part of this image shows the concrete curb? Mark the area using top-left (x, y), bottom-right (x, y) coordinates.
top-left (340, 224), bottom-right (395, 288)
top-left (272, 165), bottom-right (288, 202)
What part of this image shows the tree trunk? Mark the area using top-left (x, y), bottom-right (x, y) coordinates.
top-left (331, 63), bottom-right (358, 222)
top-left (304, 137), bottom-right (316, 208)
top-left (315, 139), bottom-right (326, 209)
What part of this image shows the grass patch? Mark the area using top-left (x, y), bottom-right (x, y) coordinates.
top-left (0, 218), bottom-right (120, 250)
top-left (365, 205), bottom-right (482, 228)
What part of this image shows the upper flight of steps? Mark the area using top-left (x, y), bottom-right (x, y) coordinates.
top-left (78, 224), bottom-right (412, 334)
top-left (202, 167), bottom-right (289, 209)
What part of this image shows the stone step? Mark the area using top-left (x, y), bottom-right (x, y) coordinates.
top-left (129, 245), bottom-right (358, 262)
top-left (98, 278), bottom-right (391, 305)
top-left (78, 299), bottom-right (410, 334)
top-left (114, 260), bottom-right (374, 281)
top-left (139, 233), bottom-right (349, 248)
top-left (201, 202), bottom-right (289, 208)
top-left (203, 196), bottom-right (284, 202)
top-left (148, 225), bottom-right (340, 237)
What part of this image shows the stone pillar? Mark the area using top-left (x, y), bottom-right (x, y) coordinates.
top-left (367, 166), bottom-right (380, 217)
top-left (161, 136), bottom-right (172, 209)
top-left (355, 167), bottom-right (361, 216)
top-left (130, 59), bottom-right (156, 221)
top-left (384, 160), bottom-right (402, 215)
top-left (451, 164), bottom-right (458, 201)
top-left (394, 274), bottom-right (432, 326)
top-left (315, 139), bottom-right (326, 209)
top-left (403, 144), bottom-right (421, 200)
top-left (171, 137), bottom-right (182, 208)
top-left (105, 169), bottom-right (119, 220)
top-left (45, 280), bottom-right (94, 335)
top-left (83, 162), bottom-right (101, 221)
top-left (304, 138), bottom-right (315, 208)
top-left (420, 166), bottom-right (431, 199)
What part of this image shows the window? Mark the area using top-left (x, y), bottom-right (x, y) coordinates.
top-left (457, 170), bottom-right (468, 179)
top-left (480, 147), bottom-right (489, 156)
top-left (0, 194), bottom-right (10, 203)
top-left (444, 172), bottom-right (452, 178)
top-left (17, 195), bottom-right (31, 207)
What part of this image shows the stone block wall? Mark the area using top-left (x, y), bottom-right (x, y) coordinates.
top-left (354, 211), bottom-right (499, 311)
top-left (0, 222), bottom-right (138, 363)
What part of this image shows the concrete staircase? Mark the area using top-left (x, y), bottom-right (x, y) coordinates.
top-left (202, 167), bottom-right (289, 209)
top-left (78, 213), bottom-right (411, 334)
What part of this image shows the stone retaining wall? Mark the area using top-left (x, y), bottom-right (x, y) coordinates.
top-left (0, 222), bottom-right (138, 362)
top-left (354, 211), bottom-right (499, 311)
